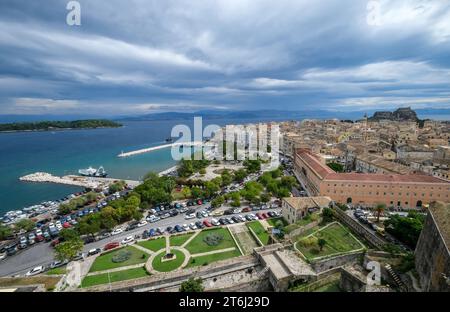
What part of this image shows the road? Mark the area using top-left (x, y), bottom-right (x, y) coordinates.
top-left (0, 203), bottom-right (280, 277)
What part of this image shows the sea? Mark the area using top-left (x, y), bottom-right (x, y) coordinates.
top-left (0, 117), bottom-right (286, 216)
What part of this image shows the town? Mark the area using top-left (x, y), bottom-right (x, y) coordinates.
top-left (0, 107), bottom-right (449, 293)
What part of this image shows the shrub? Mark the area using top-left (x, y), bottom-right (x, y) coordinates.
top-left (111, 250), bottom-right (132, 263)
top-left (299, 236), bottom-right (318, 247)
top-left (203, 233), bottom-right (224, 246)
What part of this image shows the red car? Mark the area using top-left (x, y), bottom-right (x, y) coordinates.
top-left (104, 241), bottom-right (120, 251)
top-left (62, 222), bottom-right (71, 228)
top-left (256, 212), bottom-right (264, 220)
top-left (50, 239), bottom-right (60, 247)
top-left (242, 207), bottom-right (251, 212)
top-left (203, 219), bottom-right (212, 227)
top-left (262, 212), bottom-right (269, 219)
top-left (197, 199), bottom-right (203, 205)
top-left (35, 235), bottom-right (44, 243)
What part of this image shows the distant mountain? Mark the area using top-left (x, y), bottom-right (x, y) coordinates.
top-left (117, 109), bottom-right (370, 122)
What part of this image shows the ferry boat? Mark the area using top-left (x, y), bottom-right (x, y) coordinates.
top-left (78, 166), bottom-right (107, 177)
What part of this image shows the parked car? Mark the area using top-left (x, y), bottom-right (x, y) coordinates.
top-left (87, 248), bottom-right (102, 256)
top-left (111, 228), bottom-right (124, 236)
top-left (121, 236), bottom-right (135, 245)
top-left (241, 207), bottom-right (251, 212)
top-left (182, 224), bottom-right (189, 231)
top-left (26, 266), bottom-right (45, 276)
top-left (203, 220), bottom-right (212, 227)
top-left (226, 217), bottom-right (234, 224)
top-left (174, 225), bottom-right (183, 232)
top-left (137, 220), bottom-right (147, 227)
top-left (0, 252), bottom-right (6, 261)
top-left (49, 260), bottom-right (66, 269)
top-left (245, 214), bottom-right (253, 221)
top-left (210, 218), bottom-right (220, 226)
top-left (104, 241), bottom-right (120, 251)
top-left (195, 221), bottom-right (205, 229)
top-left (185, 213), bottom-right (195, 220)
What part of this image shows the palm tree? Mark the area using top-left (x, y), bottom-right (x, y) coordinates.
top-left (375, 203), bottom-right (386, 223)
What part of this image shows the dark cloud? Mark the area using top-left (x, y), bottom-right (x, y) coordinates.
top-left (0, 0), bottom-right (449, 115)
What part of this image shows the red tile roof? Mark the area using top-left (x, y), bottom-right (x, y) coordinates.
top-left (295, 149), bottom-right (449, 185)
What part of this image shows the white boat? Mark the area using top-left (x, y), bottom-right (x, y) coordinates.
top-left (78, 166), bottom-right (107, 177)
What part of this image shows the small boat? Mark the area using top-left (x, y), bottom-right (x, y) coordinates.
top-left (78, 166), bottom-right (108, 177)
top-left (165, 137), bottom-right (173, 142)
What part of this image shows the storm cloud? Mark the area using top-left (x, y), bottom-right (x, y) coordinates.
top-left (0, 0), bottom-right (449, 115)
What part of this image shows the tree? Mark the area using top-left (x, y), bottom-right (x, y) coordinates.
top-left (384, 212), bottom-right (424, 248)
top-left (375, 203), bottom-right (386, 222)
top-left (59, 228), bottom-right (80, 241)
top-left (243, 159), bottom-right (261, 173)
top-left (191, 187), bottom-right (204, 199)
top-left (15, 219), bottom-right (35, 232)
top-left (179, 277), bottom-right (204, 292)
top-left (321, 207), bottom-right (334, 224)
top-left (318, 238), bottom-right (326, 251)
top-left (327, 162), bottom-right (344, 172)
top-left (54, 238), bottom-right (83, 261)
top-left (0, 224), bottom-right (13, 240)
top-left (109, 180), bottom-right (126, 193)
top-left (233, 169), bottom-right (247, 182)
top-left (260, 193), bottom-right (270, 203)
top-left (221, 170), bottom-right (233, 186)
top-left (211, 196), bottom-right (225, 208)
top-left (99, 206), bottom-right (119, 230)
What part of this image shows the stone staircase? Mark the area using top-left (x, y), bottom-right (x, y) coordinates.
top-left (385, 264), bottom-right (407, 291)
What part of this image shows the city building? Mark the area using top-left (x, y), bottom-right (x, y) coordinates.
top-left (293, 148), bottom-right (450, 208)
top-left (282, 196), bottom-right (332, 224)
top-left (415, 201), bottom-right (450, 292)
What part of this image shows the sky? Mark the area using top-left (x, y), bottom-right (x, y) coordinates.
top-left (0, 0), bottom-right (449, 116)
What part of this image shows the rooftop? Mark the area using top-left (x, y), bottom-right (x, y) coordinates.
top-left (283, 196), bottom-right (332, 210)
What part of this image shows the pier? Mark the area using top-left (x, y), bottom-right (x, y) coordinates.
top-left (117, 141), bottom-right (215, 158)
top-left (19, 172), bottom-right (141, 188)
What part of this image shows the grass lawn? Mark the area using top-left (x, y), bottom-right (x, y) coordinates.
top-left (186, 249), bottom-right (241, 268)
top-left (267, 217), bottom-right (288, 227)
top-left (0, 276), bottom-right (61, 291)
top-left (89, 246), bottom-right (148, 272)
top-left (81, 267), bottom-right (149, 288)
top-left (185, 228), bottom-right (237, 254)
top-left (152, 249), bottom-right (185, 272)
top-left (137, 237), bottom-right (166, 252)
top-left (170, 233), bottom-right (194, 246)
top-left (296, 222), bottom-right (365, 260)
top-left (46, 266), bottom-right (66, 275)
top-left (247, 221), bottom-right (269, 245)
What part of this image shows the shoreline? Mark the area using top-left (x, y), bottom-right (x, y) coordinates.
top-left (0, 125), bottom-right (122, 134)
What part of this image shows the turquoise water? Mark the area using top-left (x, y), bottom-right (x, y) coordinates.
top-left (0, 117), bottom-right (284, 215)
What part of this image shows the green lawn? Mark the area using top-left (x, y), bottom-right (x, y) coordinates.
top-left (46, 266), bottom-right (66, 275)
top-left (186, 249), bottom-right (241, 268)
top-left (185, 228), bottom-right (237, 254)
top-left (137, 237), bottom-right (166, 252)
top-left (81, 267), bottom-right (149, 288)
top-left (296, 222), bottom-right (365, 260)
top-left (170, 233), bottom-right (194, 246)
top-left (89, 246), bottom-right (148, 272)
top-left (152, 249), bottom-right (186, 272)
top-left (247, 221), bottom-right (269, 245)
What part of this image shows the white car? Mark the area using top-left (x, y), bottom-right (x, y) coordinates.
top-left (111, 228), bottom-right (124, 235)
top-left (0, 252), bottom-right (6, 261)
top-left (35, 229), bottom-right (43, 236)
top-left (189, 223), bottom-right (197, 230)
top-left (182, 224), bottom-right (189, 231)
top-left (26, 266), bottom-right (45, 276)
top-left (185, 213), bottom-right (195, 220)
top-left (211, 218), bottom-right (220, 226)
top-left (121, 236), bottom-right (135, 245)
top-left (137, 220), bottom-right (147, 227)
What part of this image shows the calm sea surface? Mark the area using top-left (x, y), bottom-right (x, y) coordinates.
top-left (0, 117), bottom-right (285, 215)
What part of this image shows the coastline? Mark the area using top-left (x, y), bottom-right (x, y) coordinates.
top-left (0, 125), bottom-right (123, 134)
